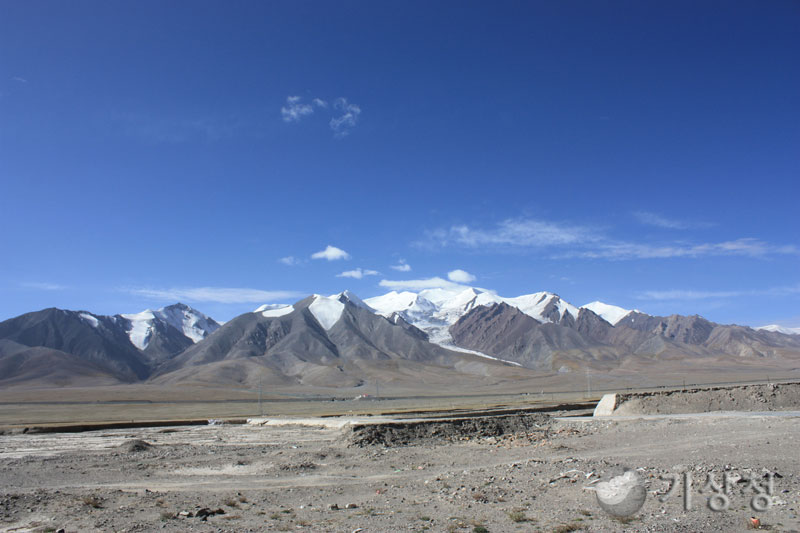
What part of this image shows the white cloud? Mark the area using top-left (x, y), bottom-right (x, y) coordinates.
top-left (128, 287), bottom-right (303, 304)
top-left (424, 218), bottom-right (597, 249)
top-left (637, 289), bottom-right (744, 301)
top-left (11, 76), bottom-right (27, 83)
top-left (281, 95), bottom-right (360, 137)
top-left (20, 281), bottom-right (66, 291)
top-left (311, 245), bottom-right (351, 261)
top-left (279, 256), bottom-right (301, 266)
top-left (634, 211), bottom-right (713, 230)
top-left (329, 97), bottom-right (361, 137)
top-left (281, 96), bottom-right (314, 122)
top-left (390, 260), bottom-right (411, 272)
top-left (637, 284), bottom-right (800, 301)
top-left (447, 269), bottom-right (476, 283)
top-left (422, 216), bottom-right (797, 261)
top-left (337, 268), bottom-right (379, 279)
top-left (379, 277), bottom-right (466, 291)
top-left (575, 238), bottom-right (799, 260)
top-left (634, 211), bottom-right (688, 230)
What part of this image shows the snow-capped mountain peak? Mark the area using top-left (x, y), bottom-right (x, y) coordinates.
top-left (580, 301), bottom-right (633, 325)
top-left (157, 303), bottom-right (220, 343)
top-left (120, 303), bottom-right (220, 350)
top-left (505, 292), bottom-right (578, 323)
top-left (757, 324), bottom-right (800, 336)
top-left (366, 287), bottom-right (580, 334)
top-left (334, 290), bottom-right (374, 312)
top-left (364, 287), bottom-right (581, 351)
top-left (364, 291), bottom-right (436, 320)
top-left (432, 287), bottom-right (503, 325)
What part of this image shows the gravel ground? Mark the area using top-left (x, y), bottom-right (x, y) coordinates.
top-left (614, 382), bottom-right (800, 415)
top-left (1, 411), bottom-right (799, 532)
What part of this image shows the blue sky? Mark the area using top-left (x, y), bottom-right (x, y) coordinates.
top-left (1, 1), bottom-right (798, 326)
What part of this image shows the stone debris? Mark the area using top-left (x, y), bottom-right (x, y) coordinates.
top-left (118, 439), bottom-right (152, 453)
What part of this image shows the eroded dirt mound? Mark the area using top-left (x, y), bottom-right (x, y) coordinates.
top-left (614, 382), bottom-right (800, 415)
top-left (346, 412), bottom-right (551, 447)
top-left (118, 439), bottom-right (152, 452)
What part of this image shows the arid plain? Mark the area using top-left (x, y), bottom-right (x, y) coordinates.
top-left (2, 379), bottom-right (800, 532)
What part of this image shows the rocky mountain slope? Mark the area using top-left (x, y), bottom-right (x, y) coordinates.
top-left (0, 304), bottom-right (220, 385)
top-left (152, 293), bottom-right (509, 388)
top-left (1, 287), bottom-right (799, 388)
top-left (449, 301), bottom-right (800, 370)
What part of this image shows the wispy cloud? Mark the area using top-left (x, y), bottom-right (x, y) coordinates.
top-left (574, 238), bottom-right (799, 260)
top-left (114, 112), bottom-right (240, 143)
top-left (422, 218), bottom-right (597, 249)
top-left (11, 76), bottom-right (27, 83)
top-left (634, 211), bottom-right (712, 230)
top-left (311, 245), bottom-right (351, 261)
top-left (329, 97), bottom-right (361, 137)
top-left (20, 281), bottom-right (66, 291)
top-left (390, 260), bottom-right (412, 272)
top-left (447, 269), bottom-right (476, 283)
top-left (637, 284), bottom-right (800, 301)
top-left (638, 289), bottom-right (744, 301)
top-left (281, 96), bottom-right (314, 122)
top-left (379, 277), bottom-right (467, 291)
top-left (281, 95), bottom-right (361, 137)
top-left (279, 256), bottom-right (302, 266)
top-left (422, 217), bottom-right (797, 261)
top-left (337, 268), bottom-right (379, 279)
top-left (127, 286), bottom-right (303, 304)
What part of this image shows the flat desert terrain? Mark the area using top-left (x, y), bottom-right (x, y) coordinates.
top-left (2, 383), bottom-right (800, 532)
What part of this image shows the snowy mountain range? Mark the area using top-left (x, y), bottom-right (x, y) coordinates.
top-left (1, 288), bottom-right (799, 388)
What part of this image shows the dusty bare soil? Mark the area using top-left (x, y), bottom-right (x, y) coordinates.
top-left (614, 382), bottom-right (800, 415)
top-left (1, 407), bottom-right (799, 532)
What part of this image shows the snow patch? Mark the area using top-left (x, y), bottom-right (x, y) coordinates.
top-left (422, 325), bottom-right (522, 367)
top-left (261, 305), bottom-right (294, 318)
top-left (365, 291), bottom-right (437, 323)
top-left (121, 304), bottom-right (219, 350)
top-left (120, 310), bottom-right (156, 349)
top-left (79, 313), bottom-right (100, 329)
top-left (157, 304), bottom-right (219, 343)
top-left (334, 290), bottom-right (375, 312)
top-left (505, 292), bottom-right (573, 322)
top-left (581, 301), bottom-right (633, 325)
top-left (309, 295), bottom-right (345, 330)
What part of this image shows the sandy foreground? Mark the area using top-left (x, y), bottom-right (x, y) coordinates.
top-left (1, 405), bottom-right (799, 533)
